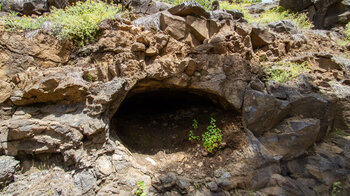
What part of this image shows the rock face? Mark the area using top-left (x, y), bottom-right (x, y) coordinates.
top-left (250, 24), bottom-right (275, 49)
top-left (168, 1), bottom-right (210, 18)
top-left (0, 0), bottom-right (72, 15)
top-left (0, 1), bottom-right (350, 195)
top-left (0, 156), bottom-right (19, 185)
top-left (268, 20), bottom-right (299, 34)
top-left (1, 0), bottom-right (49, 15)
top-left (127, 0), bottom-right (170, 15)
top-left (279, 0), bottom-right (350, 28)
top-left (279, 0), bottom-right (313, 12)
top-left (260, 118), bottom-right (320, 160)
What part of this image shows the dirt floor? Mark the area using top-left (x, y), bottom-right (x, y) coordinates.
top-left (111, 89), bottom-right (248, 178)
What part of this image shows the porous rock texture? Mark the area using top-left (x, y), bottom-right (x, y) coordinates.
top-left (0, 2), bottom-right (350, 195)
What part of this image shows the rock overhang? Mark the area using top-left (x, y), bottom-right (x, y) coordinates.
top-left (0, 1), bottom-right (349, 194)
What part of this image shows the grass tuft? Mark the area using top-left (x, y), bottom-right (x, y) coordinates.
top-left (257, 7), bottom-right (313, 29)
top-left (2, 1), bottom-right (123, 46)
top-left (346, 22), bottom-right (350, 39)
top-left (220, 2), bottom-right (254, 21)
top-left (330, 128), bottom-right (350, 137)
top-left (264, 61), bottom-right (311, 83)
top-left (4, 12), bottom-right (46, 30)
top-left (219, 3), bottom-right (313, 29)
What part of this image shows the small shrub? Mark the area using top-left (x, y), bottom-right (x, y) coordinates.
top-left (202, 117), bottom-right (222, 153)
top-left (136, 181), bottom-right (146, 196)
top-left (331, 181), bottom-right (342, 196)
top-left (339, 22), bottom-right (350, 46)
top-left (264, 61), bottom-right (311, 83)
top-left (4, 12), bottom-right (46, 31)
top-left (189, 119), bottom-right (200, 141)
top-left (3, 1), bottom-right (123, 46)
top-left (259, 54), bottom-right (268, 62)
top-left (47, 1), bottom-right (122, 46)
top-left (345, 22), bottom-right (350, 39)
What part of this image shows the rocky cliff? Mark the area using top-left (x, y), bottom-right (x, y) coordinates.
top-left (0, 1), bottom-right (350, 195)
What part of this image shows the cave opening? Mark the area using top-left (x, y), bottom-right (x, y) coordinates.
top-left (111, 87), bottom-right (242, 155)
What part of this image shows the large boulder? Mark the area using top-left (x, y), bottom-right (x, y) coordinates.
top-left (133, 12), bottom-right (162, 30)
top-left (0, 156), bottom-right (20, 185)
top-left (250, 24), bottom-right (275, 49)
top-left (160, 12), bottom-right (187, 40)
top-left (268, 20), bottom-right (300, 34)
top-left (260, 174), bottom-right (317, 196)
top-left (209, 10), bottom-right (234, 21)
top-left (313, 0), bottom-right (345, 28)
top-left (186, 15), bottom-right (210, 42)
top-left (168, 1), bottom-right (210, 19)
top-left (245, 1), bottom-right (279, 14)
top-left (243, 86), bottom-right (332, 140)
top-left (225, 9), bottom-right (244, 20)
top-left (128, 0), bottom-right (170, 15)
top-left (279, 0), bottom-right (313, 11)
top-left (279, 0), bottom-right (349, 28)
top-left (1, 0), bottom-right (49, 15)
top-left (73, 170), bottom-right (97, 195)
top-left (243, 90), bottom-right (290, 136)
top-left (287, 153), bottom-right (348, 186)
top-left (323, 0), bottom-right (350, 27)
top-left (260, 118), bottom-right (320, 160)
top-left (10, 67), bottom-right (88, 105)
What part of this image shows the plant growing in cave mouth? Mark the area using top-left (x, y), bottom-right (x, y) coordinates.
top-left (202, 117), bottom-right (222, 153)
top-left (188, 119), bottom-right (200, 142)
top-left (188, 118), bottom-right (223, 153)
top-left (136, 181), bottom-right (146, 196)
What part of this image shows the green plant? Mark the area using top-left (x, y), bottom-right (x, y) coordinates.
top-left (3, 1), bottom-right (123, 46)
top-left (331, 181), bottom-right (342, 196)
top-left (194, 182), bottom-right (201, 189)
top-left (189, 119), bottom-right (200, 141)
top-left (264, 61), bottom-right (311, 83)
top-left (87, 74), bottom-right (94, 82)
top-left (257, 7), bottom-right (313, 29)
top-left (4, 12), bottom-right (47, 31)
top-left (345, 22), bottom-right (350, 40)
top-left (202, 117), bottom-right (222, 153)
top-left (338, 22), bottom-right (350, 46)
top-left (330, 128), bottom-right (350, 137)
top-left (47, 1), bottom-right (122, 46)
top-left (136, 181), bottom-right (146, 196)
top-left (259, 54), bottom-right (268, 62)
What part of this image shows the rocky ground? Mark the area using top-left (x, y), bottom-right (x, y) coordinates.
top-left (0, 0), bottom-right (350, 195)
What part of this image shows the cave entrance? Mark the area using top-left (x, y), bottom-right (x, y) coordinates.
top-left (111, 88), bottom-right (239, 155)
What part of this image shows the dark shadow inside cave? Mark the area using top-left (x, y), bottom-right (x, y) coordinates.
top-left (111, 88), bottom-right (237, 155)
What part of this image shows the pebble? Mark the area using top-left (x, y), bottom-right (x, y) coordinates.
top-left (145, 157), bottom-right (157, 166)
